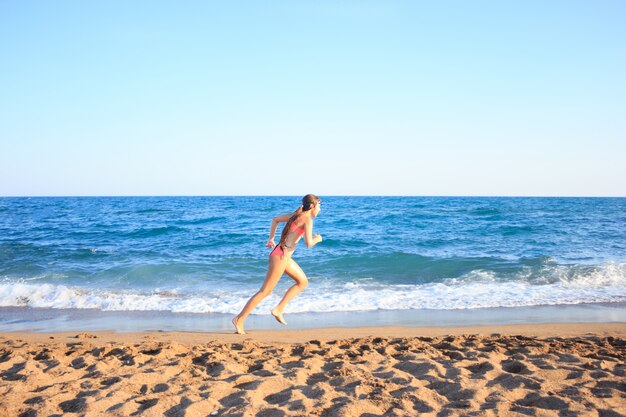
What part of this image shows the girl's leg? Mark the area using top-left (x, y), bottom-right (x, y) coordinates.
top-left (271, 258), bottom-right (308, 325)
top-left (232, 256), bottom-right (287, 334)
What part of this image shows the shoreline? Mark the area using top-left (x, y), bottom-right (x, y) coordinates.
top-left (2, 302), bottom-right (625, 334)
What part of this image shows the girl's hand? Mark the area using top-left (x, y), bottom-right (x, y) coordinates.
top-left (266, 239), bottom-right (276, 248)
top-left (314, 234), bottom-right (323, 243)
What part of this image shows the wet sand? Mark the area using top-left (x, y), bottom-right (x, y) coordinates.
top-left (1, 323), bottom-right (625, 416)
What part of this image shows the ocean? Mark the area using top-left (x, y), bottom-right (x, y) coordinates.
top-left (1, 196), bottom-right (625, 331)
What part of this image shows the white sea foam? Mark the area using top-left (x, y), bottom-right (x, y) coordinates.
top-left (1, 262), bottom-right (625, 314)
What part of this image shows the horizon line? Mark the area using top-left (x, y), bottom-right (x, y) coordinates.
top-left (1, 194), bottom-right (625, 199)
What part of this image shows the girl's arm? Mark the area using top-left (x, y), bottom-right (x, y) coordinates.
top-left (303, 219), bottom-right (322, 248)
top-left (267, 214), bottom-right (291, 247)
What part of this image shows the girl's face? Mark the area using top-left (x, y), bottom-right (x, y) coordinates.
top-left (312, 201), bottom-right (321, 217)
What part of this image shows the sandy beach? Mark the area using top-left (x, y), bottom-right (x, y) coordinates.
top-left (1, 322), bottom-right (624, 416)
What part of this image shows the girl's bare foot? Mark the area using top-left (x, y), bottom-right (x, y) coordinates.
top-left (232, 315), bottom-right (245, 334)
top-left (271, 308), bottom-right (287, 325)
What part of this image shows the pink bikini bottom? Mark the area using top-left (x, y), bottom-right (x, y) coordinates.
top-left (269, 245), bottom-right (285, 258)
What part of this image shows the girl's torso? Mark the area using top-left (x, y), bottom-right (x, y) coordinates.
top-left (271, 219), bottom-right (306, 258)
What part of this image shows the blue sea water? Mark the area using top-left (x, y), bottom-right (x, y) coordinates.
top-left (0, 197), bottom-right (625, 321)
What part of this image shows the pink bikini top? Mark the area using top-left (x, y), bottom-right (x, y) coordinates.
top-left (289, 222), bottom-right (305, 236)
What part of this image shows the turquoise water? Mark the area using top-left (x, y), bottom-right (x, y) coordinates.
top-left (0, 197), bottom-right (625, 318)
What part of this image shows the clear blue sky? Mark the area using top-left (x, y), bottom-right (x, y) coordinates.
top-left (1, 1), bottom-right (624, 196)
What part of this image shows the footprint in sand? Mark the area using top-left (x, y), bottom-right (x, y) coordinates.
top-left (58, 397), bottom-right (86, 413)
top-left (465, 361), bottom-right (494, 377)
top-left (264, 389), bottom-right (292, 405)
top-left (501, 360), bottom-right (529, 374)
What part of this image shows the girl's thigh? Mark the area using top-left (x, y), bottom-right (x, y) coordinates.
top-left (284, 258), bottom-right (308, 286)
top-left (259, 256), bottom-right (288, 293)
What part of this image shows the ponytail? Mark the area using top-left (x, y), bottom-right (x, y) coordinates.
top-left (278, 206), bottom-right (303, 251)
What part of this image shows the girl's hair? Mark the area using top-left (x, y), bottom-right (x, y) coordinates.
top-left (278, 194), bottom-right (320, 250)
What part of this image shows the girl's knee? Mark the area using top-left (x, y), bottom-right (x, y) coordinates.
top-left (298, 279), bottom-right (308, 289)
top-left (257, 289), bottom-right (272, 298)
